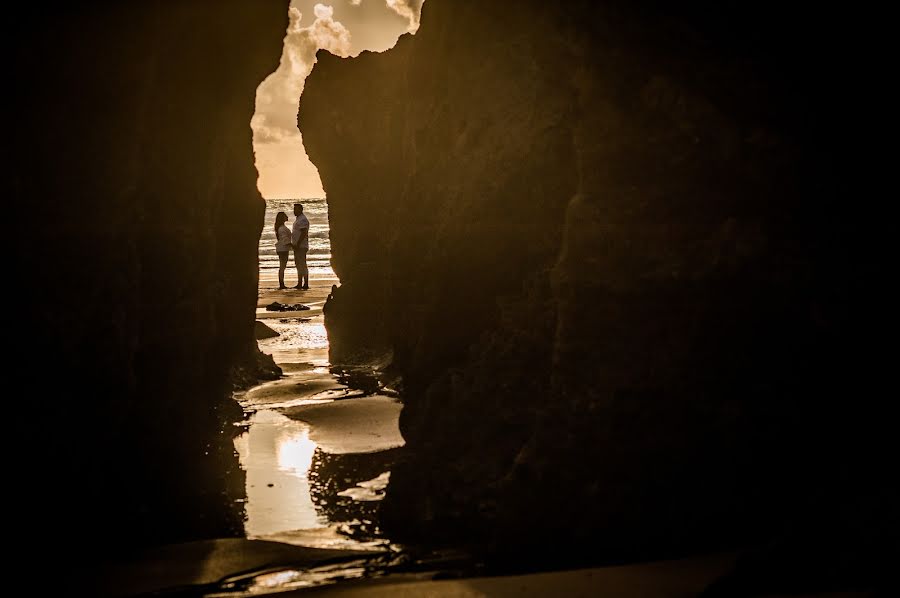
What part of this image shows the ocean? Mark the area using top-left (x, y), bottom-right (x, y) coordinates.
top-left (258, 198), bottom-right (335, 279)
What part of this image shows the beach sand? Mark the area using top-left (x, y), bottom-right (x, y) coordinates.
top-left (281, 396), bottom-right (403, 455)
top-left (255, 269), bottom-right (335, 369)
top-left (252, 270), bottom-right (401, 455)
top-left (257, 269), bottom-right (335, 317)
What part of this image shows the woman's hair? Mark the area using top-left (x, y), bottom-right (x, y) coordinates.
top-left (274, 211), bottom-right (288, 235)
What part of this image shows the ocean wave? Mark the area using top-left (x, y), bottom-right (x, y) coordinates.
top-left (259, 201), bottom-right (332, 276)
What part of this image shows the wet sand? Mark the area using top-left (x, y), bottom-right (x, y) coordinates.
top-left (237, 270), bottom-right (403, 549)
top-left (293, 553), bottom-right (744, 597)
top-left (255, 271), bottom-right (334, 369)
top-left (248, 275), bottom-right (736, 596)
top-left (97, 539), bottom-right (378, 596)
top-left (252, 270), bottom-right (402, 455)
top-left (104, 544), bottom-right (738, 597)
top-left (281, 397), bottom-right (403, 454)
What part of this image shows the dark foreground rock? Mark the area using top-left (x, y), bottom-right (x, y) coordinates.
top-left (301, 0), bottom-right (889, 589)
top-left (230, 341), bottom-right (283, 392)
top-left (11, 0), bottom-right (288, 550)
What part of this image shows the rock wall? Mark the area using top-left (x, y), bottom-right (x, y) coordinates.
top-left (302, 0), bottom-right (889, 576)
top-left (11, 1), bottom-right (287, 547)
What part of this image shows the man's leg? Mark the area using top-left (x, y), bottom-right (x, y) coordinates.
top-left (300, 249), bottom-right (309, 289)
top-left (293, 248), bottom-right (303, 289)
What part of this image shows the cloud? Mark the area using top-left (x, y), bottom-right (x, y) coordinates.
top-left (251, 114), bottom-right (304, 145)
top-left (303, 4), bottom-right (353, 57)
top-left (253, 5), bottom-right (352, 146)
top-left (345, 0), bottom-right (422, 32)
top-left (313, 3), bottom-right (333, 19)
top-left (385, 0), bottom-right (423, 33)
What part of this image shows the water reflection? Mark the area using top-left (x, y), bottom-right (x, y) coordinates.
top-left (277, 428), bottom-right (316, 476)
top-left (309, 448), bottom-right (400, 543)
top-left (234, 410), bottom-right (323, 537)
top-left (240, 272), bottom-right (402, 549)
top-left (234, 408), bottom-right (398, 547)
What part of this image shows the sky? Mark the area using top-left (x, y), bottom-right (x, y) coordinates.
top-left (252, 0), bottom-right (423, 199)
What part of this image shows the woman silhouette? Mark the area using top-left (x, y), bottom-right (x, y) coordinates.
top-left (274, 211), bottom-right (292, 289)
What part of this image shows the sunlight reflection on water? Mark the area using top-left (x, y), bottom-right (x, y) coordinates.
top-left (234, 410), bottom-right (324, 537)
top-left (277, 428), bottom-right (316, 476)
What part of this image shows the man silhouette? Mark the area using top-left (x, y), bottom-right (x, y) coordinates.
top-left (291, 202), bottom-right (310, 290)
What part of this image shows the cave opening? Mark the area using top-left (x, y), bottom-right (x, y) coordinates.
top-left (233, 0), bottom-right (421, 552)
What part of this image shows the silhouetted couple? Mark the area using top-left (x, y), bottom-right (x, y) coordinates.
top-left (274, 203), bottom-right (310, 290)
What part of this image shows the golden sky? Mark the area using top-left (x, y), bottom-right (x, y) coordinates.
top-left (253, 1), bottom-right (422, 199)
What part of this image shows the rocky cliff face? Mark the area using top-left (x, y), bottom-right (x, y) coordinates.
top-left (302, 0), bottom-right (886, 572)
top-left (12, 1), bottom-right (287, 547)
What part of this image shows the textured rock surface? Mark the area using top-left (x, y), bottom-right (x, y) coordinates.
top-left (301, 0), bottom-right (887, 574)
top-left (12, 1), bottom-right (287, 547)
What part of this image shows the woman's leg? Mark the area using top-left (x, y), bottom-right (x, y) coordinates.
top-left (278, 251), bottom-right (288, 288)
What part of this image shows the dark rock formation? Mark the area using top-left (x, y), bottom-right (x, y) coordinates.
top-left (230, 341), bottom-right (282, 392)
top-left (11, 1), bottom-right (287, 549)
top-left (265, 302), bottom-right (311, 311)
top-left (255, 321), bottom-right (280, 340)
top-left (301, 0), bottom-right (888, 583)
